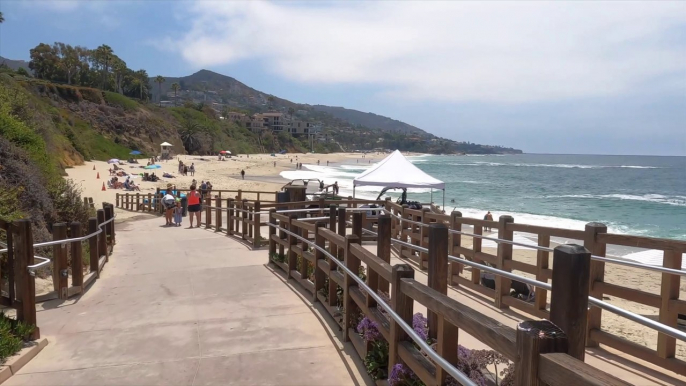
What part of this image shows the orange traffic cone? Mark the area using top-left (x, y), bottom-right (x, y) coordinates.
top-left (96, 172), bottom-right (100, 179)
top-left (93, 165), bottom-right (96, 170)
top-left (101, 182), bottom-right (106, 191)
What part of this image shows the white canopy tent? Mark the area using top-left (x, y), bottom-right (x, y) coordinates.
top-left (353, 150), bottom-right (446, 208)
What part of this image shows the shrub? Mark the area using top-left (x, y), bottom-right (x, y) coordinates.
top-left (0, 312), bottom-right (35, 363)
top-left (103, 91), bottom-right (138, 111)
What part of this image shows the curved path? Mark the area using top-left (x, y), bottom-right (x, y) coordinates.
top-left (7, 216), bottom-right (367, 386)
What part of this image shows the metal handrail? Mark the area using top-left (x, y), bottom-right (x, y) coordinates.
top-left (268, 221), bottom-right (477, 386)
top-left (33, 215), bottom-right (113, 249)
top-left (26, 256), bottom-right (51, 272)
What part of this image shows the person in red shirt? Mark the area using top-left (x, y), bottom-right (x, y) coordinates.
top-left (187, 185), bottom-right (202, 228)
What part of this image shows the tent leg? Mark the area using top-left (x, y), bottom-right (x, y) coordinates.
top-left (430, 188), bottom-right (433, 204)
top-left (443, 190), bottom-right (445, 212)
top-left (353, 186), bottom-right (356, 198)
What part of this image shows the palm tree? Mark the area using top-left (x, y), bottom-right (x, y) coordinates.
top-left (267, 96), bottom-right (274, 110)
top-left (154, 75), bottom-right (165, 106)
top-left (134, 69), bottom-right (149, 100)
top-left (0, 12), bottom-right (5, 23)
top-left (95, 44), bottom-right (113, 90)
top-left (170, 82), bottom-right (180, 106)
top-left (179, 119), bottom-right (203, 153)
top-left (288, 107), bottom-right (295, 118)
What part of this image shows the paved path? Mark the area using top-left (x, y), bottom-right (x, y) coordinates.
top-left (8, 217), bottom-right (367, 386)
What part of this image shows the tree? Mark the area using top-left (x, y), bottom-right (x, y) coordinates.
top-left (154, 75), bottom-right (165, 106)
top-left (267, 96), bottom-right (275, 109)
top-left (288, 107), bottom-right (295, 118)
top-left (0, 12), bottom-right (4, 23)
top-left (112, 57), bottom-right (127, 94)
top-left (94, 44), bottom-right (113, 90)
top-left (170, 82), bottom-right (180, 106)
top-left (16, 67), bottom-right (30, 77)
top-left (55, 43), bottom-right (80, 85)
top-left (133, 69), bottom-right (149, 100)
top-left (179, 119), bottom-right (204, 154)
top-left (29, 43), bottom-right (61, 80)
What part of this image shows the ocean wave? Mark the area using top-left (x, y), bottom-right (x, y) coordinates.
top-left (545, 194), bottom-right (686, 207)
top-left (449, 162), bottom-right (661, 169)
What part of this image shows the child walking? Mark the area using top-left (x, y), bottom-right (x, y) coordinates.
top-left (173, 199), bottom-right (183, 227)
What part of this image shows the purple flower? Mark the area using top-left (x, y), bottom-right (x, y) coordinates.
top-left (412, 313), bottom-right (429, 341)
top-left (389, 363), bottom-right (422, 386)
top-left (357, 317), bottom-right (380, 342)
top-left (458, 344), bottom-right (471, 362)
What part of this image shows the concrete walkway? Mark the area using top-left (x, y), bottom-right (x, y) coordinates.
top-left (7, 216), bottom-right (369, 386)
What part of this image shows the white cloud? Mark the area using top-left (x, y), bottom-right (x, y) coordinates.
top-left (169, 1), bottom-right (686, 103)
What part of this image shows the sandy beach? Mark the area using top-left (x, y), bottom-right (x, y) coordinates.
top-left (65, 152), bottom-right (383, 220)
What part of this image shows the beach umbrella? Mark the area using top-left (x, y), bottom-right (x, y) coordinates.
top-left (219, 151), bottom-right (227, 154)
top-left (129, 150), bottom-right (142, 155)
top-left (144, 164), bottom-right (161, 169)
top-left (107, 159), bottom-right (120, 164)
top-left (225, 151), bottom-right (232, 154)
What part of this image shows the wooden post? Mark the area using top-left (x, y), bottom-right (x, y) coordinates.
top-left (427, 223), bottom-right (449, 340)
top-left (97, 209), bottom-right (108, 261)
top-left (287, 215), bottom-right (298, 278)
top-left (388, 264), bottom-right (415, 372)
top-left (584, 222), bottom-right (607, 347)
top-left (227, 198), bottom-right (234, 235)
top-left (215, 197), bottom-right (222, 232)
top-left (136, 193), bottom-right (140, 211)
top-left (515, 320), bottom-right (568, 386)
top-left (242, 199), bottom-right (248, 240)
top-left (376, 214), bottom-right (391, 294)
top-left (550, 244), bottom-right (591, 361)
top-left (419, 207), bottom-right (430, 270)
top-left (329, 204), bottom-right (337, 232)
top-left (399, 204), bottom-right (409, 257)
top-left (343, 233), bottom-right (361, 342)
top-left (13, 220), bottom-right (39, 339)
top-left (205, 196), bottom-right (212, 229)
top-left (125, 193), bottom-right (130, 210)
top-left (337, 207), bottom-right (346, 259)
top-left (147, 193), bottom-right (152, 212)
top-left (471, 224), bottom-right (483, 286)
top-left (114, 194), bottom-right (119, 208)
top-left (88, 217), bottom-right (99, 277)
top-left (314, 222), bottom-right (326, 303)
top-left (254, 200), bottom-right (261, 247)
top-left (535, 233), bottom-right (551, 314)
top-left (448, 211), bottom-right (462, 285)
top-left (52, 223), bottom-right (68, 300)
top-left (658, 249), bottom-right (682, 359)
top-left (104, 204), bottom-right (115, 246)
top-left (237, 189), bottom-right (242, 201)
top-left (351, 212), bottom-right (363, 240)
top-left (268, 209), bottom-right (277, 262)
top-left (495, 215), bottom-right (514, 309)
top-left (70, 222), bottom-right (83, 288)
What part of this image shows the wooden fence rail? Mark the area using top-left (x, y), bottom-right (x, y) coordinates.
top-left (0, 202), bottom-right (116, 339)
top-left (383, 200), bottom-right (686, 375)
top-left (267, 210), bottom-right (628, 386)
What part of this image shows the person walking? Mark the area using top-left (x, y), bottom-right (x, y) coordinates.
top-left (200, 181), bottom-right (207, 201)
top-left (189, 163), bottom-right (195, 176)
top-left (187, 185), bottom-right (202, 228)
top-left (241, 169), bottom-right (245, 179)
top-left (484, 211), bottom-right (493, 231)
top-left (162, 185), bottom-right (176, 226)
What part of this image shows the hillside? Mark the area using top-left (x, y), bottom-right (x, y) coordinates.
top-left (151, 69), bottom-right (521, 155)
top-left (311, 105), bottom-right (426, 135)
top-left (0, 55), bottom-right (30, 73)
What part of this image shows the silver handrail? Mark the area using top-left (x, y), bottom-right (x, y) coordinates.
top-left (268, 222), bottom-right (478, 386)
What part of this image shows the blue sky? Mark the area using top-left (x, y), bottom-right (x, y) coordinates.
top-left (1, 0), bottom-right (685, 156)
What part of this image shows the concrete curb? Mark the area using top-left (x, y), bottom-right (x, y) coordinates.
top-left (0, 338), bottom-right (48, 384)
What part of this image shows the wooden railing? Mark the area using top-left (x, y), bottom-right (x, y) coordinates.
top-left (267, 210), bottom-right (628, 386)
top-left (384, 200), bottom-right (686, 375)
top-left (0, 202), bottom-right (116, 339)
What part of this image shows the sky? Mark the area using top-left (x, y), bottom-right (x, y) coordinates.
top-left (0, 0), bottom-right (685, 156)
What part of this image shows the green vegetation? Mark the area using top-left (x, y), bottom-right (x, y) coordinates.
top-left (103, 91), bottom-right (139, 111)
top-left (0, 313), bottom-right (35, 363)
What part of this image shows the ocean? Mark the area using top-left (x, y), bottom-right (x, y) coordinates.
top-left (281, 154), bottom-right (686, 243)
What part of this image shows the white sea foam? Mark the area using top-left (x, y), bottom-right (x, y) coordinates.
top-left (545, 194), bottom-right (686, 207)
top-left (450, 162), bottom-right (661, 169)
